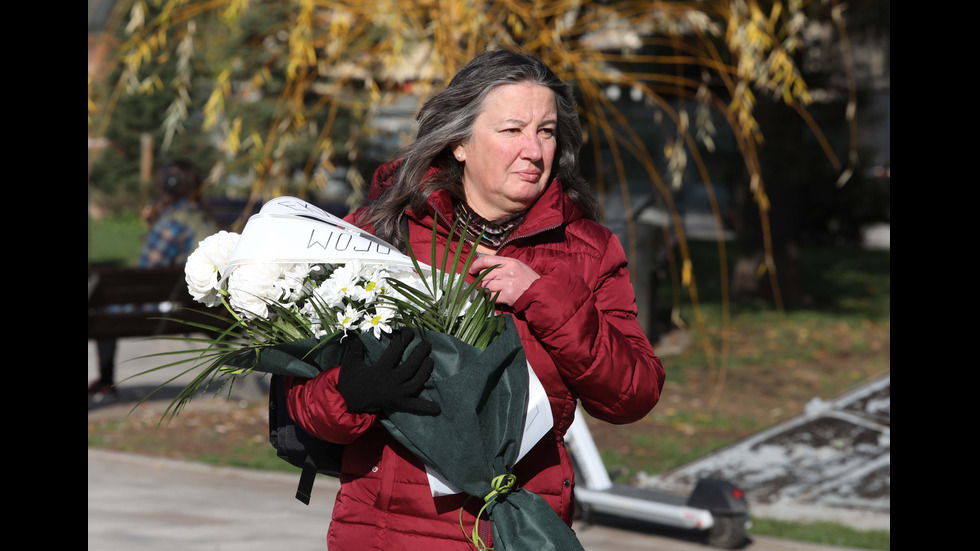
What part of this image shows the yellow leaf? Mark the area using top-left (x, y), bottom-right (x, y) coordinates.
top-left (250, 131), bottom-right (264, 149)
top-left (768, 3), bottom-right (782, 32)
top-left (226, 117), bottom-right (242, 154)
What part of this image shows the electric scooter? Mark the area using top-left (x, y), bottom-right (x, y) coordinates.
top-left (564, 408), bottom-right (751, 549)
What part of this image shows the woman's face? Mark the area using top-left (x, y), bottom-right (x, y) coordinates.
top-left (454, 82), bottom-right (557, 220)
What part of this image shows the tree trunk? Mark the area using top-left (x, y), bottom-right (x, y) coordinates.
top-left (731, 95), bottom-right (809, 308)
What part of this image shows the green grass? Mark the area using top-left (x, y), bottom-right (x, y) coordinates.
top-left (89, 212), bottom-right (147, 267)
top-left (679, 240), bottom-right (890, 319)
top-left (196, 446), bottom-right (298, 472)
top-left (749, 517), bottom-right (890, 550)
top-left (601, 436), bottom-right (737, 479)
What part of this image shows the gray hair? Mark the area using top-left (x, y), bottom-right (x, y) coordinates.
top-left (364, 49), bottom-right (597, 246)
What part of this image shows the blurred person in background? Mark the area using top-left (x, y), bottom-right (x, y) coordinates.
top-left (88, 159), bottom-right (218, 397)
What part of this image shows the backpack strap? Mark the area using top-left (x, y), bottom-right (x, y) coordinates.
top-left (294, 426), bottom-right (345, 503)
top-left (295, 448), bottom-right (321, 505)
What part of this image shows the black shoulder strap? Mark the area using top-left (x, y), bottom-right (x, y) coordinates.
top-left (296, 462), bottom-right (317, 505)
top-left (295, 440), bottom-right (328, 505)
top-left (295, 428), bottom-right (345, 504)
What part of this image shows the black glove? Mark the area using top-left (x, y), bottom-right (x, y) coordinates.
top-left (336, 327), bottom-right (440, 417)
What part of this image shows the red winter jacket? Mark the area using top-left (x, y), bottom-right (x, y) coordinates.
top-left (285, 163), bottom-right (665, 550)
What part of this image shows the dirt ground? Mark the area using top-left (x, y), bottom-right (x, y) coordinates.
top-left (88, 392), bottom-right (270, 463)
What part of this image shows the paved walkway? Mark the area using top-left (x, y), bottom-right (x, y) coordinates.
top-left (88, 448), bottom-right (872, 551)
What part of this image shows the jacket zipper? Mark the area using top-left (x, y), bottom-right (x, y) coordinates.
top-left (496, 222), bottom-right (561, 254)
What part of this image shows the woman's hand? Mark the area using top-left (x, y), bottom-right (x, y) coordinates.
top-left (336, 327), bottom-right (440, 417)
top-left (468, 254), bottom-right (540, 306)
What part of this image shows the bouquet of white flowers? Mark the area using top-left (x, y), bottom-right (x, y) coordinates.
top-left (148, 197), bottom-right (505, 415)
top-left (141, 196), bottom-right (581, 551)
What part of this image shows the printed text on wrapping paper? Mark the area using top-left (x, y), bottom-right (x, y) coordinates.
top-left (307, 229), bottom-right (396, 255)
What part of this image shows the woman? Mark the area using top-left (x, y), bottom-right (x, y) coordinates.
top-left (285, 49), bottom-right (665, 550)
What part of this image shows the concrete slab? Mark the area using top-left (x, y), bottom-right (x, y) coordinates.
top-left (639, 374), bottom-right (890, 531)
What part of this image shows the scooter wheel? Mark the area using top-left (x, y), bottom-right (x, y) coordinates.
top-left (706, 514), bottom-right (747, 549)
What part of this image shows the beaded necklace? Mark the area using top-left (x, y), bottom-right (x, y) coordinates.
top-left (453, 201), bottom-right (527, 249)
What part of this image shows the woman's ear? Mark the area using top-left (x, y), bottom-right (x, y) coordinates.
top-left (453, 144), bottom-right (466, 161)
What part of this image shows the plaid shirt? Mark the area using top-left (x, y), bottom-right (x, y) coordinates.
top-left (138, 199), bottom-right (217, 268)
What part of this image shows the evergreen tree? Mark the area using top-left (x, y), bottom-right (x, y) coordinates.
top-left (89, 3), bottom-right (218, 212)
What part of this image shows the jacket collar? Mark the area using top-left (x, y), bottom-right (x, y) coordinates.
top-left (369, 159), bottom-right (584, 244)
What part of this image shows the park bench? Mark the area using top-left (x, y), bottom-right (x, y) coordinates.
top-left (86, 265), bottom-right (271, 400)
top-left (87, 265), bottom-right (231, 340)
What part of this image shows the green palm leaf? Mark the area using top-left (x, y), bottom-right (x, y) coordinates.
top-left (393, 214), bottom-right (502, 347)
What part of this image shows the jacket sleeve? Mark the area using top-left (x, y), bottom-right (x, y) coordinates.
top-left (284, 370), bottom-right (379, 444)
top-left (512, 231), bottom-right (665, 424)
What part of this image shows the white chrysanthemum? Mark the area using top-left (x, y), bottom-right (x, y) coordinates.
top-left (277, 263), bottom-right (314, 304)
top-left (349, 266), bottom-right (388, 304)
top-left (358, 307), bottom-right (396, 339)
top-left (227, 263), bottom-right (286, 319)
top-left (184, 231), bottom-right (240, 307)
top-left (313, 271), bottom-right (353, 309)
top-left (358, 263), bottom-right (390, 282)
top-left (327, 262), bottom-right (360, 299)
top-left (334, 304), bottom-right (362, 333)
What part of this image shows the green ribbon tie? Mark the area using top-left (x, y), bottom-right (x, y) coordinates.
top-left (461, 473), bottom-right (517, 550)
